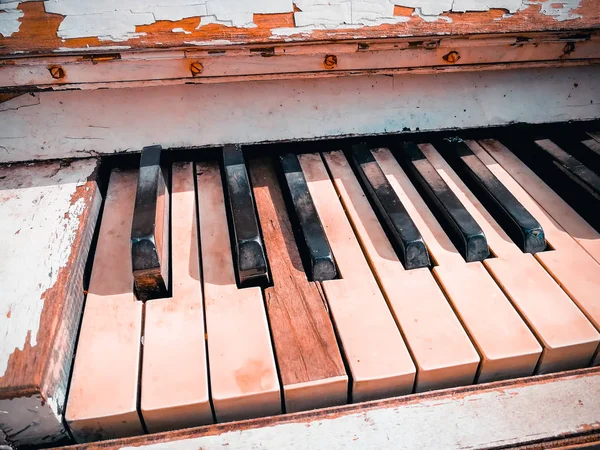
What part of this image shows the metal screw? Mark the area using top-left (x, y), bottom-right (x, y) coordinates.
top-left (324, 54), bottom-right (337, 69)
top-left (49, 66), bottom-right (65, 79)
top-left (442, 51), bottom-right (460, 64)
top-left (190, 61), bottom-right (204, 76)
top-left (563, 42), bottom-right (575, 55)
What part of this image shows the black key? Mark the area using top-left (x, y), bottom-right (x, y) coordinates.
top-left (222, 144), bottom-right (268, 286)
top-left (131, 145), bottom-right (170, 301)
top-left (349, 143), bottom-right (430, 270)
top-left (443, 139), bottom-right (546, 254)
top-left (534, 139), bottom-right (600, 200)
top-left (399, 142), bottom-right (489, 262)
top-left (279, 153), bottom-right (336, 281)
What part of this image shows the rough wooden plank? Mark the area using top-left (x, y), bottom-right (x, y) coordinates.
top-left (140, 162), bottom-right (212, 433)
top-left (248, 157), bottom-right (347, 413)
top-left (0, 1), bottom-right (598, 57)
top-left (65, 169), bottom-right (144, 443)
top-left (0, 158), bottom-right (101, 447)
top-left (58, 368), bottom-right (600, 450)
top-left (1, 66), bottom-right (598, 164)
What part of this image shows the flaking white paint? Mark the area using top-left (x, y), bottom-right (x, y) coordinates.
top-left (0, 159), bottom-right (95, 376)
top-left (0, 2), bottom-right (23, 37)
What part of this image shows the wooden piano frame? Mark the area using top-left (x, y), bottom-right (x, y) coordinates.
top-left (1, 1), bottom-right (599, 448)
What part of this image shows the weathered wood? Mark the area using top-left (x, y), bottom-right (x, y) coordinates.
top-left (57, 368), bottom-right (600, 450)
top-left (248, 157), bottom-right (347, 413)
top-left (1, 66), bottom-right (598, 164)
top-left (0, 158), bottom-right (101, 447)
top-left (0, 1), bottom-right (598, 57)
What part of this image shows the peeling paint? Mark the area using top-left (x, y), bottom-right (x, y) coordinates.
top-left (172, 27), bottom-right (192, 34)
top-left (0, 2), bottom-right (23, 37)
top-left (41, 0), bottom-right (293, 40)
top-left (0, 160), bottom-right (95, 377)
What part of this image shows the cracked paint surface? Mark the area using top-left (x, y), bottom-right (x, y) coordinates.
top-left (0, 158), bottom-right (95, 377)
top-left (0, 0), bottom-right (586, 41)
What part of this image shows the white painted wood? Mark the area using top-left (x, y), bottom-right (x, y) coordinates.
top-left (0, 158), bottom-right (99, 446)
top-left (1, 34), bottom-right (596, 90)
top-left (119, 370), bottom-right (600, 450)
top-left (0, 66), bottom-right (598, 164)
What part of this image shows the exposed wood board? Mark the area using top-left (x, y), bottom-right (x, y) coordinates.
top-left (58, 368), bottom-right (600, 450)
top-left (0, 1), bottom-right (599, 57)
top-left (0, 158), bottom-right (101, 447)
top-left (0, 66), bottom-right (598, 164)
top-left (1, 31), bottom-right (598, 90)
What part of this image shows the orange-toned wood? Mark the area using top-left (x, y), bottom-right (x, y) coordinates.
top-left (1, 1), bottom-right (599, 57)
top-left (196, 161), bottom-right (280, 422)
top-left (140, 162), bottom-right (212, 433)
top-left (421, 142), bottom-right (600, 373)
top-left (0, 160), bottom-right (100, 447)
top-left (476, 140), bottom-right (600, 350)
top-left (372, 148), bottom-right (542, 383)
top-left (322, 150), bottom-right (479, 392)
top-left (298, 152), bottom-right (416, 402)
top-left (65, 169), bottom-right (144, 442)
top-left (248, 157), bottom-right (347, 413)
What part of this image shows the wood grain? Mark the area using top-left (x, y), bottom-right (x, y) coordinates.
top-left (248, 157), bottom-right (347, 413)
top-left (0, 159), bottom-right (101, 447)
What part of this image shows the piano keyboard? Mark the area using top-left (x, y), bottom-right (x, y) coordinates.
top-left (64, 131), bottom-right (600, 443)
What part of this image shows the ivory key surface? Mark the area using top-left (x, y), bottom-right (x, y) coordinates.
top-left (298, 153), bottom-right (416, 402)
top-left (372, 148), bottom-right (541, 383)
top-left (196, 161), bottom-right (280, 422)
top-left (65, 170), bottom-right (144, 442)
top-left (476, 140), bottom-right (600, 360)
top-left (323, 150), bottom-right (479, 392)
top-left (421, 142), bottom-right (599, 373)
top-left (141, 162), bottom-right (212, 432)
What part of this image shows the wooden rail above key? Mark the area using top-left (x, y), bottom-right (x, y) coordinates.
top-left (249, 157), bottom-right (347, 413)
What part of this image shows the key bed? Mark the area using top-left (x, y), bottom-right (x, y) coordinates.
top-left (65, 126), bottom-right (600, 443)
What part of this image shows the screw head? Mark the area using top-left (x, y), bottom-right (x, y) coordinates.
top-left (443, 51), bottom-right (460, 64)
top-left (190, 61), bottom-right (203, 76)
top-left (324, 54), bottom-right (337, 69)
top-left (49, 66), bottom-right (65, 79)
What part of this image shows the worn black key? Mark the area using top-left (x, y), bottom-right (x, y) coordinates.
top-left (399, 142), bottom-right (489, 262)
top-left (443, 139), bottom-right (546, 254)
top-left (131, 145), bottom-right (170, 300)
top-left (222, 144), bottom-right (268, 286)
top-left (534, 139), bottom-right (600, 200)
top-left (349, 143), bottom-right (430, 270)
top-left (279, 153), bottom-right (337, 281)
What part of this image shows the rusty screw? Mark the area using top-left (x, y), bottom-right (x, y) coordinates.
top-left (442, 51), bottom-right (460, 64)
top-left (48, 66), bottom-right (65, 79)
top-left (324, 54), bottom-right (337, 69)
top-left (563, 42), bottom-right (575, 55)
top-left (190, 61), bottom-right (204, 77)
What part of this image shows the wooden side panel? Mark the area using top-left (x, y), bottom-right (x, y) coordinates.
top-left (0, 159), bottom-right (101, 447)
top-left (59, 368), bottom-right (600, 450)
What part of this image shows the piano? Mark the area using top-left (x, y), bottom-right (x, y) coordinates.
top-left (1, 1), bottom-right (599, 449)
